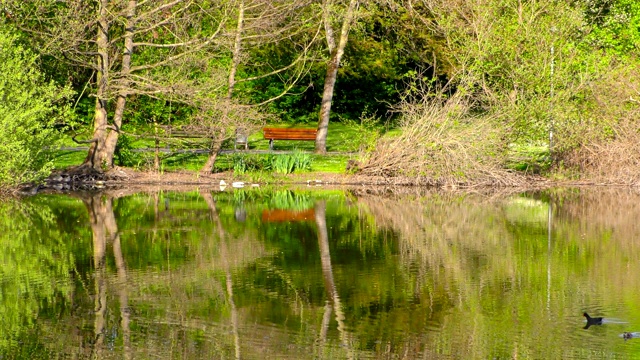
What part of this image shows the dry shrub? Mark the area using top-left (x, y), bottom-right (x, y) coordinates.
top-left (358, 95), bottom-right (525, 186)
top-left (563, 128), bottom-right (640, 185)
top-left (558, 66), bottom-right (640, 184)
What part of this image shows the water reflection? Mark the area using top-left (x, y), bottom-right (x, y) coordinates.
top-left (201, 190), bottom-right (240, 359)
top-left (316, 200), bottom-right (352, 358)
top-left (82, 193), bottom-right (131, 359)
top-left (3, 188), bottom-right (640, 358)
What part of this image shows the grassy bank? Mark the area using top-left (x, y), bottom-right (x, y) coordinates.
top-left (52, 119), bottom-right (559, 184)
top-left (53, 122), bottom-right (378, 175)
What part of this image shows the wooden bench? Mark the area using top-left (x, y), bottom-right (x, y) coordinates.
top-left (263, 127), bottom-right (317, 150)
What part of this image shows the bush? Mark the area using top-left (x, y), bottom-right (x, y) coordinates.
top-left (0, 29), bottom-right (73, 189)
top-left (358, 95), bottom-right (524, 186)
top-left (114, 134), bottom-right (137, 167)
top-left (230, 153), bottom-right (270, 174)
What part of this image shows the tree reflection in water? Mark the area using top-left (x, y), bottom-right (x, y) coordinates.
top-left (82, 193), bottom-right (131, 359)
top-left (315, 200), bottom-right (353, 358)
top-left (201, 190), bottom-right (241, 360)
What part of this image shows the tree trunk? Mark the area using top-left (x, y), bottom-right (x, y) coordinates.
top-left (84, 0), bottom-right (136, 171)
top-left (201, 140), bottom-right (223, 174)
top-left (315, 0), bottom-right (359, 154)
top-left (316, 58), bottom-right (339, 154)
top-left (84, 0), bottom-right (111, 170)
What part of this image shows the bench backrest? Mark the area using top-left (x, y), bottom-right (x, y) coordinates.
top-left (263, 127), bottom-right (317, 140)
top-left (158, 125), bottom-right (208, 138)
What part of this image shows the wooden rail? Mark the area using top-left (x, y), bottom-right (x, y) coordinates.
top-left (158, 125), bottom-right (248, 150)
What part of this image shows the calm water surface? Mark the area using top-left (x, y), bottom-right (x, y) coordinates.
top-left (2, 187), bottom-right (640, 359)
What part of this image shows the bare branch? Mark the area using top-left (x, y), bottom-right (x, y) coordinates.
top-left (72, 134), bottom-right (98, 144)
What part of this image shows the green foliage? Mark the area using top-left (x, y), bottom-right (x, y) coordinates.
top-left (229, 151), bottom-right (312, 175)
top-left (339, 109), bottom-right (383, 153)
top-left (506, 143), bottom-right (552, 174)
top-left (245, 3), bottom-right (409, 124)
top-left (271, 154), bottom-right (296, 174)
top-left (114, 134), bottom-right (137, 167)
top-left (406, 0), bottom-right (631, 165)
top-left (291, 150), bottom-right (311, 172)
top-left (581, 0), bottom-right (640, 55)
top-left (0, 29), bottom-right (73, 188)
top-left (125, 97), bottom-right (195, 127)
top-left (231, 153), bottom-right (271, 174)
top-left (271, 151), bottom-right (312, 174)
top-left (71, 96), bottom-right (95, 127)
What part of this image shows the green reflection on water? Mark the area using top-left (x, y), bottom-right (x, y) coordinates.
top-left (2, 188), bottom-right (640, 358)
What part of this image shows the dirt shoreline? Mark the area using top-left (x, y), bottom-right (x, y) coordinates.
top-left (27, 166), bottom-right (625, 196)
top-left (103, 167), bottom-right (551, 187)
top-left (110, 167), bottom-right (563, 189)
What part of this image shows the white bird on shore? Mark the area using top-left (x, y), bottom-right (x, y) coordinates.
top-left (220, 180), bottom-right (227, 186)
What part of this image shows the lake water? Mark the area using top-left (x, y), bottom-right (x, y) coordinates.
top-left (2, 187), bottom-right (640, 359)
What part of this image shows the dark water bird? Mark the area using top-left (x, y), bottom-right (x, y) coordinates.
top-left (621, 332), bottom-right (640, 340)
top-left (583, 312), bottom-right (603, 329)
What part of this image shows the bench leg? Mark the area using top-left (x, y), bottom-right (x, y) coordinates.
top-left (244, 142), bottom-right (248, 150)
top-left (269, 139), bottom-right (273, 151)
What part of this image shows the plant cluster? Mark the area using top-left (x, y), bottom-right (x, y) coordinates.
top-left (230, 151), bottom-right (312, 175)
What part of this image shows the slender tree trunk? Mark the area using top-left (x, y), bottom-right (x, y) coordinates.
top-left (201, 140), bottom-right (223, 174)
top-left (201, 1), bottom-right (244, 174)
top-left (154, 122), bottom-right (160, 171)
top-left (227, 0), bottom-right (244, 103)
top-left (108, 0), bottom-right (136, 166)
top-left (316, 59), bottom-right (339, 154)
top-left (315, 0), bottom-right (359, 154)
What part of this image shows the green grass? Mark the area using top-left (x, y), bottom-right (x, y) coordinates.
top-left (52, 150), bottom-right (87, 169)
top-left (53, 123), bottom-right (551, 178)
top-left (52, 121), bottom-right (386, 174)
top-left (310, 155), bottom-right (350, 173)
top-left (506, 143), bottom-right (551, 173)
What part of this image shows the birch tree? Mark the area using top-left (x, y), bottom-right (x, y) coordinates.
top-left (315, 0), bottom-right (359, 154)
